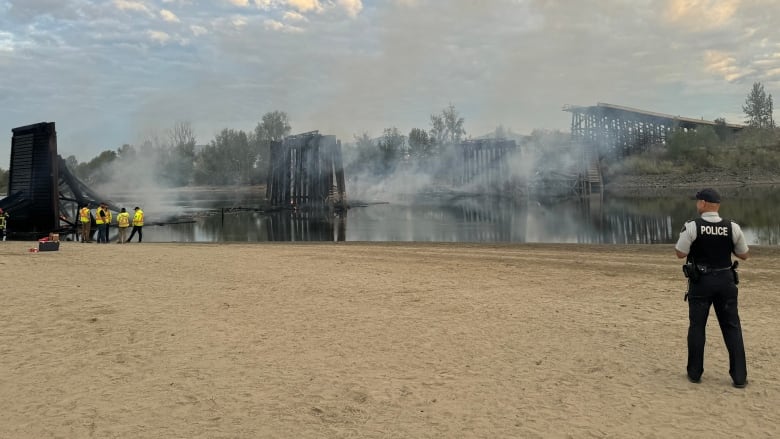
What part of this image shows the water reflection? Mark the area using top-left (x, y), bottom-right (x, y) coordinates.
top-left (266, 210), bottom-right (346, 242)
top-left (139, 187), bottom-right (780, 245)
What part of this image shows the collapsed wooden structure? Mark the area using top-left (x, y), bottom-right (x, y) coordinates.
top-left (1, 122), bottom-right (119, 240)
top-left (266, 131), bottom-right (347, 209)
top-left (453, 138), bottom-right (519, 190)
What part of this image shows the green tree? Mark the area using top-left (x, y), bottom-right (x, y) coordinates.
top-left (713, 118), bottom-right (733, 142)
top-left (192, 129), bottom-right (255, 186)
top-left (163, 121), bottom-right (197, 186)
top-left (345, 132), bottom-right (379, 174)
top-left (429, 104), bottom-right (466, 147)
top-left (743, 82), bottom-right (775, 128)
top-left (79, 150), bottom-right (118, 185)
top-left (377, 127), bottom-right (404, 172)
top-left (64, 155), bottom-right (79, 172)
top-left (666, 126), bottom-right (721, 166)
top-left (408, 128), bottom-right (433, 158)
top-left (259, 111), bottom-right (291, 141)
top-left (116, 144), bottom-right (136, 161)
top-left (253, 111), bottom-right (292, 183)
top-left (0, 166), bottom-right (8, 195)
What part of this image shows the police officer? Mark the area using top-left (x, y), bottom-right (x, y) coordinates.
top-left (675, 188), bottom-right (749, 388)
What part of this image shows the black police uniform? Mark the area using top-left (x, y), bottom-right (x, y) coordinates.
top-left (686, 218), bottom-right (746, 386)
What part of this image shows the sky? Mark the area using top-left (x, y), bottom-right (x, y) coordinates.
top-left (1, 0), bottom-right (779, 168)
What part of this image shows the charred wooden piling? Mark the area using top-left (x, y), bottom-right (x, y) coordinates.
top-left (452, 138), bottom-right (520, 191)
top-left (2, 122), bottom-right (126, 240)
top-left (266, 131), bottom-right (347, 209)
top-left (4, 123), bottom-right (60, 239)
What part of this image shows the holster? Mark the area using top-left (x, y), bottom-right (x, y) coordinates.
top-left (682, 260), bottom-right (699, 302)
top-left (731, 260), bottom-right (740, 285)
top-left (682, 262), bottom-right (700, 283)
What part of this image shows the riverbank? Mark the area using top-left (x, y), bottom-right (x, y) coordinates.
top-left (1, 242), bottom-right (778, 438)
top-left (605, 171), bottom-right (780, 197)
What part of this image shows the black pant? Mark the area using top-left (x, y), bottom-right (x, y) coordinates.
top-left (127, 226), bottom-right (143, 242)
top-left (687, 270), bottom-right (746, 384)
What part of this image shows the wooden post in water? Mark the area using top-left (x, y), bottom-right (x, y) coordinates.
top-left (267, 131), bottom-right (347, 209)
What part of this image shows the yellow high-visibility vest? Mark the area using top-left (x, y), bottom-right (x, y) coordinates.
top-left (95, 207), bottom-right (105, 225)
top-left (117, 212), bottom-right (130, 228)
top-left (133, 209), bottom-right (144, 226)
top-left (79, 207), bottom-right (90, 223)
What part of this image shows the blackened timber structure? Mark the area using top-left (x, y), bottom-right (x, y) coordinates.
top-left (5, 123), bottom-right (60, 239)
top-left (2, 122), bottom-right (122, 240)
top-left (563, 103), bottom-right (744, 159)
top-left (453, 138), bottom-right (519, 190)
top-left (266, 131), bottom-right (347, 209)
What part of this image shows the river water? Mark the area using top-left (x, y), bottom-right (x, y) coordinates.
top-left (132, 186), bottom-right (780, 245)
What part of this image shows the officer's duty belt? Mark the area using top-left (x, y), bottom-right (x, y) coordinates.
top-left (698, 266), bottom-right (732, 275)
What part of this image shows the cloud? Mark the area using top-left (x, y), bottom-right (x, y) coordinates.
top-left (114, 0), bottom-right (153, 16)
top-left (704, 50), bottom-right (751, 82)
top-left (264, 19), bottom-right (303, 33)
top-left (337, 0), bottom-right (362, 18)
top-left (160, 9), bottom-right (181, 23)
top-left (283, 11), bottom-right (307, 22)
top-left (663, 0), bottom-right (740, 31)
top-left (148, 30), bottom-right (171, 44)
top-left (232, 16), bottom-right (248, 29)
top-left (0, 31), bottom-right (15, 53)
top-left (287, 0), bottom-right (322, 14)
top-left (2, 0), bottom-right (780, 169)
top-left (190, 25), bottom-right (208, 36)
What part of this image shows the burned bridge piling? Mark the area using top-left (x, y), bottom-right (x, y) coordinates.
top-left (266, 131), bottom-right (347, 210)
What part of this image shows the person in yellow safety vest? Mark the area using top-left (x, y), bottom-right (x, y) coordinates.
top-left (95, 204), bottom-right (106, 243)
top-left (79, 204), bottom-right (92, 243)
top-left (0, 207), bottom-right (8, 241)
top-left (126, 206), bottom-right (144, 243)
top-left (116, 208), bottom-right (130, 244)
top-left (97, 202), bottom-right (112, 244)
top-left (105, 206), bottom-right (112, 238)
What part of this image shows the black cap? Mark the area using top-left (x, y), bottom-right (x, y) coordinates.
top-left (695, 188), bottom-right (721, 203)
top-left (134, 206), bottom-right (140, 210)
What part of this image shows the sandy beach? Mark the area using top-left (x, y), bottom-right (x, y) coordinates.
top-left (1, 241), bottom-right (778, 438)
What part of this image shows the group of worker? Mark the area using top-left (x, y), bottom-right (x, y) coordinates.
top-left (78, 203), bottom-right (144, 244)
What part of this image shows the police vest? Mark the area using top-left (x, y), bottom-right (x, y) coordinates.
top-left (689, 218), bottom-right (734, 268)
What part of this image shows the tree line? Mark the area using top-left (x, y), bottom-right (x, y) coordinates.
top-left (64, 111), bottom-right (292, 188)
top-left (608, 82), bottom-right (779, 178)
top-left (0, 83), bottom-right (778, 194)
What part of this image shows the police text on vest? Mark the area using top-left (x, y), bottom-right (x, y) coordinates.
top-left (700, 225), bottom-right (728, 236)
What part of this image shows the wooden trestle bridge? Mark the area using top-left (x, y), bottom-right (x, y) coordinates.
top-left (563, 103), bottom-right (744, 197)
top-left (564, 102), bottom-right (743, 158)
